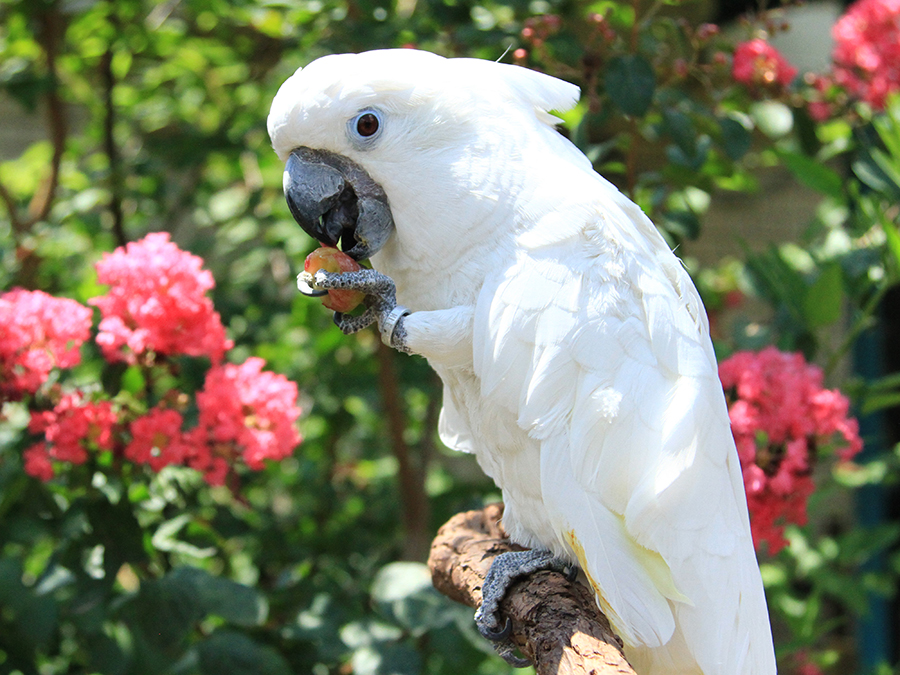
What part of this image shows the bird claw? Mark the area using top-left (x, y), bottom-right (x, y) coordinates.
top-left (296, 271), bottom-right (328, 297)
top-left (474, 612), bottom-right (530, 668)
top-left (476, 614), bottom-right (511, 642)
top-left (494, 644), bottom-right (533, 669)
top-left (475, 549), bottom-right (578, 668)
top-left (311, 269), bottom-right (411, 351)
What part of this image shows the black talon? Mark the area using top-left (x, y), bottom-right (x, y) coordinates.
top-left (565, 564), bottom-right (579, 583)
top-left (297, 274), bottom-right (328, 297)
top-left (478, 616), bottom-right (512, 642)
top-left (495, 644), bottom-right (532, 669)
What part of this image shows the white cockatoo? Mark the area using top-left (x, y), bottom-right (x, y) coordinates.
top-left (267, 49), bottom-right (777, 675)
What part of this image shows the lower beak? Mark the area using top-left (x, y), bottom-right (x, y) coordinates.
top-left (283, 147), bottom-right (394, 261)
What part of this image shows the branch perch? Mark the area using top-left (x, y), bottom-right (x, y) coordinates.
top-left (427, 503), bottom-right (636, 675)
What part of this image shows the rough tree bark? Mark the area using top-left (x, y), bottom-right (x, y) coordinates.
top-left (427, 503), bottom-right (637, 675)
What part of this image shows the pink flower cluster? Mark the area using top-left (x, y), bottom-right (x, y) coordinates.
top-left (0, 289), bottom-right (92, 400)
top-left (720, 347), bottom-right (862, 554)
top-left (125, 406), bottom-right (196, 472)
top-left (832, 0), bottom-right (900, 109)
top-left (90, 232), bottom-right (232, 365)
top-left (733, 39), bottom-right (798, 89)
top-left (17, 233), bottom-right (303, 485)
top-left (194, 358), bottom-right (301, 483)
top-left (24, 393), bottom-right (117, 480)
top-left (26, 356), bottom-right (302, 484)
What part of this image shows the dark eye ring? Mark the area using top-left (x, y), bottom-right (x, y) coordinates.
top-left (356, 112), bottom-right (380, 137)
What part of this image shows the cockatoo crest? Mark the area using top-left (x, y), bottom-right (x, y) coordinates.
top-left (269, 49), bottom-right (579, 162)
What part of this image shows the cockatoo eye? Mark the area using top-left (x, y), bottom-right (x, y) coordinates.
top-left (356, 113), bottom-right (379, 137)
top-left (348, 109), bottom-right (383, 145)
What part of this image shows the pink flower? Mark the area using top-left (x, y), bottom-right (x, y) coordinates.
top-left (193, 357), bottom-right (301, 483)
top-left (90, 233), bottom-right (232, 365)
top-left (0, 289), bottom-right (92, 399)
top-left (719, 347), bottom-right (862, 554)
top-left (733, 38), bottom-right (798, 88)
top-left (26, 393), bottom-right (118, 473)
top-left (125, 407), bottom-right (193, 471)
top-left (832, 0), bottom-right (900, 109)
top-left (23, 443), bottom-right (54, 481)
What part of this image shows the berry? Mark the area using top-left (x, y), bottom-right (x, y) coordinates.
top-left (304, 247), bottom-right (366, 312)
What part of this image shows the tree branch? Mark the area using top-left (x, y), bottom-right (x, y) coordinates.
top-left (1, 4), bottom-right (69, 288)
top-left (428, 503), bottom-right (636, 675)
top-left (376, 341), bottom-right (430, 560)
top-left (26, 5), bottom-right (67, 226)
top-left (101, 43), bottom-right (127, 247)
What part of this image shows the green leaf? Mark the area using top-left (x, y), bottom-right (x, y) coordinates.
top-left (863, 391), bottom-right (900, 415)
top-left (351, 642), bottom-right (422, 675)
top-left (15, 589), bottom-right (58, 650)
top-left (743, 245), bottom-right (807, 324)
top-left (151, 514), bottom-right (216, 558)
top-left (720, 117), bottom-right (751, 161)
top-left (881, 214), bottom-right (900, 273)
top-left (750, 101), bottom-right (793, 138)
top-left (777, 151), bottom-right (844, 200)
top-left (662, 109), bottom-right (695, 156)
top-left (665, 135), bottom-right (711, 172)
top-left (121, 365), bottom-right (146, 395)
top-left (852, 154), bottom-right (896, 195)
top-left (662, 210), bottom-right (700, 240)
top-left (866, 370), bottom-right (900, 392)
top-left (873, 97), bottom-right (900, 161)
top-left (604, 55), bottom-right (655, 117)
top-left (168, 567), bottom-right (267, 627)
top-left (0, 558), bottom-right (25, 608)
top-left (370, 562), bottom-right (449, 636)
top-left (87, 632), bottom-right (130, 675)
top-left (871, 147), bottom-right (900, 191)
top-left (802, 263), bottom-right (844, 328)
top-left (196, 630), bottom-right (292, 675)
top-left (124, 575), bottom-right (204, 651)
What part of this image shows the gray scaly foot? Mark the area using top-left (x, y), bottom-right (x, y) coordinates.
top-left (475, 549), bottom-right (577, 667)
top-left (308, 268), bottom-right (411, 352)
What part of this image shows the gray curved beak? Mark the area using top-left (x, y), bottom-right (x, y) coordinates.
top-left (283, 147), bottom-right (394, 261)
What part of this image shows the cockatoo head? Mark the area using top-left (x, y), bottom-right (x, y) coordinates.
top-left (267, 49), bottom-right (580, 265)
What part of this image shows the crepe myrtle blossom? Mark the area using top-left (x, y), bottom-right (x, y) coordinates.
top-left (832, 0), bottom-right (900, 109)
top-left (0, 289), bottom-right (92, 400)
top-left (719, 347), bottom-right (862, 554)
top-left (90, 232), bottom-right (232, 365)
top-left (732, 38), bottom-right (798, 89)
top-left (24, 393), bottom-right (118, 480)
top-left (24, 358), bottom-right (302, 484)
top-left (125, 406), bottom-right (193, 472)
top-left (192, 357), bottom-right (301, 484)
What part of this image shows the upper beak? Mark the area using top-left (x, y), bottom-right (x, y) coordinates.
top-left (283, 147), bottom-right (394, 261)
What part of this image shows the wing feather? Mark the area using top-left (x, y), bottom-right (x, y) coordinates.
top-left (472, 202), bottom-right (775, 674)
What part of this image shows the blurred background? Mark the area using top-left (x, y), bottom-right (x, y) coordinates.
top-left (1, 0), bottom-right (900, 673)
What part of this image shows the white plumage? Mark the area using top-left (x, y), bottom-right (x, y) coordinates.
top-left (269, 49), bottom-right (777, 674)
